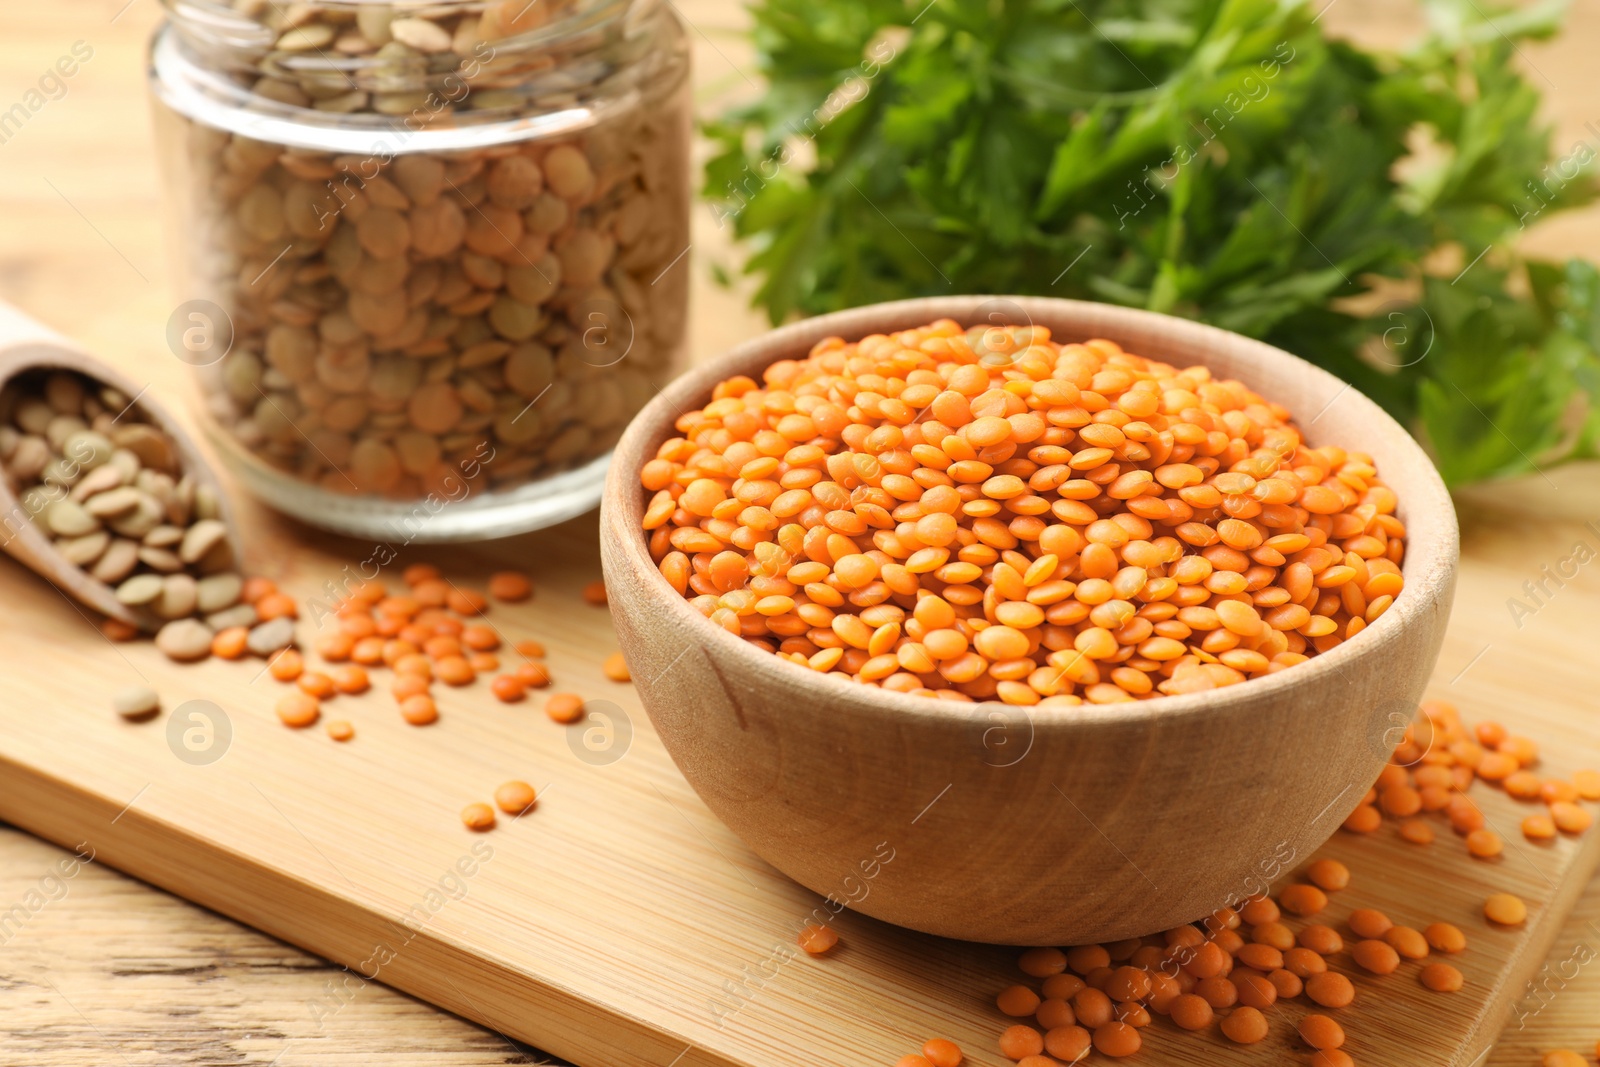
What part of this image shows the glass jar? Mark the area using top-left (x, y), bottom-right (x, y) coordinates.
top-left (149, 0), bottom-right (690, 540)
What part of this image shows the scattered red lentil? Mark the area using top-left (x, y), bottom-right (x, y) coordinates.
top-left (1167, 994), bottom-right (1213, 1031)
top-left (460, 802), bottom-right (495, 831)
top-left (101, 618), bottom-right (140, 641)
top-left (1093, 1021), bottom-right (1141, 1057)
top-left (1304, 972), bottom-right (1355, 1009)
top-left (1043, 1026), bottom-right (1090, 1061)
top-left (1484, 893), bottom-right (1528, 926)
top-left (997, 985), bottom-right (1041, 1017)
top-left (1352, 939), bottom-right (1401, 975)
top-left (1279, 883), bottom-right (1327, 917)
top-left (603, 651), bottom-right (632, 682)
top-left (297, 671), bottom-right (336, 699)
top-left (268, 648), bottom-right (304, 682)
top-left (494, 780), bottom-right (537, 815)
top-left (582, 579), bottom-right (608, 605)
top-left (1466, 829), bottom-right (1504, 858)
top-left (546, 692), bottom-right (585, 724)
top-left (1299, 1014), bottom-right (1345, 1050)
top-left (1384, 926), bottom-right (1430, 960)
top-left (1304, 858), bottom-right (1349, 891)
top-left (490, 675), bottom-right (527, 702)
top-left (1220, 1005), bottom-right (1269, 1044)
top-left (920, 1038), bottom-right (962, 1067)
top-left (1420, 962), bottom-right (1464, 992)
top-left (400, 694), bottom-right (438, 725)
top-left (797, 924), bottom-right (838, 955)
top-left (1523, 813), bottom-right (1557, 840)
top-left (997, 1024), bottom-right (1043, 1059)
top-left (391, 673), bottom-right (431, 701)
top-left (324, 720), bottom-right (354, 742)
top-left (212, 626), bottom-right (249, 659)
top-left (255, 592), bottom-right (298, 620)
top-left (1543, 1052), bottom-right (1588, 1067)
top-left (516, 660), bottom-right (552, 688)
top-left (275, 691), bottom-right (319, 728)
top-left (241, 576), bottom-right (276, 603)
top-left (488, 571), bottom-right (533, 602)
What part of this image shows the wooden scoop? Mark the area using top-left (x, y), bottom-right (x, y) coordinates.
top-left (0, 301), bottom-right (242, 631)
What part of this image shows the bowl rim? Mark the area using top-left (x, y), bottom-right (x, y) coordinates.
top-left (603, 295), bottom-right (1460, 728)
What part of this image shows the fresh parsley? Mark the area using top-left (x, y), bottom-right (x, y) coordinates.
top-left (704, 0), bottom-right (1600, 485)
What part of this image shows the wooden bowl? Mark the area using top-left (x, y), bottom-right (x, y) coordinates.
top-left (599, 297), bottom-right (1458, 946)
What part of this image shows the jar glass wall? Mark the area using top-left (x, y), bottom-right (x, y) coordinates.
top-left (149, 0), bottom-right (691, 540)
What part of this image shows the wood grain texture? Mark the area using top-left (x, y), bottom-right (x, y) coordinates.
top-left (0, 0), bottom-right (1599, 1065)
top-left (601, 294), bottom-right (1459, 947)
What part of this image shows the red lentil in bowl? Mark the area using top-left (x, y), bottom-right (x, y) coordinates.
top-left (637, 319), bottom-right (1405, 705)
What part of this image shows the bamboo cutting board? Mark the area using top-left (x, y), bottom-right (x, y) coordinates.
top-left (0, 467), bottom-right (1598, 1067)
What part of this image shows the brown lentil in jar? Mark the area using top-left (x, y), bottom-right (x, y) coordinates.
top-left (151, 0), bottom-right (690, 539)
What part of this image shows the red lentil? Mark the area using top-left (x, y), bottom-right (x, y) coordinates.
top-left (1551, 801), bottom-right (1592, 834)
top-left (212, 626), bottom-right (249, 659)
top-left (462, 624), bottom-right (500, 651)
top-left (1168, 994), bottom-right (1213, 1031)
top-left (494, 780), bottom-right (537, 815)
top-left (1305, 859), bottom-right (1349, 891)
top-left (1420, 963), bottom-right (1464, 992)
top-left (997, 1025), bottom-right (1042, 1059)
top-left (1299, 925), bottom-right (1343, 956)
top-left (1523, 813), bottom-right (1557, 840)
top-left (1233, 971), bottom-right (1277, 1009)
top-left (1220, 1005), bottom-right (1269, 1044)
top-left (1348, 908), bottom-right (1392, 940)
top-left (920, 1039), bottom-right (962, 1067)
top-left (1466, 829), bottom-right (1503, 858)
top-left (488, 571), bottom-right (533, 602)
top-left (1543, 1053), bottom-right (1588, 1067)
top-left (1352, 939), bottom-right (1401, 975)
top-left (255, 592), bottom-right (298, 620)
top-left (275, 691), bottom-right (319, 728)
top-left (461, 803), bottom-right (495, 831)
top-left (101, 618), bottom-right (140, 641)
top-left (324, 720), bottom-right (354, 742)
top-left (546, 692), bottom-right (585, 724)
top-left (1299, 1014), bottom-right (1345, 1050)
top-left (1044, 1025), bottom-right (1090, 1061)
top-left (1304, 972), bottom-right (1355, 1008)
top-left (797, 924), bottom-right (838, 955)
top-left (268, 648), bottom-right (304, 682)
top-left (1018, 948), bottom-right (1067, 977)
top-left (297, 671), bottom-right (336, 699)
top-left (603, 651), bottom-right (632, 682)
top-left (1484, 893), bottom-right (1528, 925)
top-left (1092, 1021), bottom-right (1140, 1057)
top-left (400, 695), bottom-right (438, 725)
top-left (447, 588), bottom-right (488, 616)
top-left (436, 656), bottom-right (476, 686)
top-left (1279, 883), bottom-right (1327, 916)
top-left (642, 324), bottom-right (1406, 702)
top-left (391, 674), bottom-right (431, 701)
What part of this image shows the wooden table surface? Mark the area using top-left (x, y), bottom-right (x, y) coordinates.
top-left (2, 1), bottom-right (1599, 1064)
